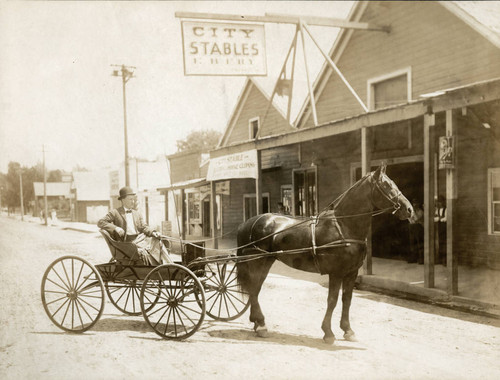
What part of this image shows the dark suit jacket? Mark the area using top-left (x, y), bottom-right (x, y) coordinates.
top-left (97, 207), bottom-right (155, 241)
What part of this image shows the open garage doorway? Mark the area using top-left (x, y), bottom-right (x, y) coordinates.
top-left (354, 160), bottom-right (423, 261)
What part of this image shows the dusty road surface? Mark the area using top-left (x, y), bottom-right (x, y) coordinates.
top-left (1, 215), bottom-right (500, 379)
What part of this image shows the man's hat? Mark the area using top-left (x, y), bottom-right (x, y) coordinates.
top-left (118, 186), bottom-right (136, 200)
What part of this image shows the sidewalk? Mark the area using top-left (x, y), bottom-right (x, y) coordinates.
top-left (5, 213), bottom-right (99, 234)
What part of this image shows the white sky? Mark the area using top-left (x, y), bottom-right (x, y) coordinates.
top-left (0, 1), bottom-right (353, 173)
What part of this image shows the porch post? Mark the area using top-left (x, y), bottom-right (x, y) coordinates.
top-left (423, 112), bottom-right (435, 288)
top-left (445, 109), bottom-right (458, 295)
top-left (256, 150), bottom-right (263, 214)
top-left (210, 181), bottom-right (218, 250)
top-left (180, 188), bottom-right (186, 241)
top-left (361, 127), bottom-right (372, 275)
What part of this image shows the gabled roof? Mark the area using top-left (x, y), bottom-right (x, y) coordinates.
top-left (294, 1), bottom-right (500, 129)
top-left (442, 1), bottom-right (500, 49)
top-left (33, 182), bottom-right (71, 197)
top-left (218, 77), bottom-right (292, 148)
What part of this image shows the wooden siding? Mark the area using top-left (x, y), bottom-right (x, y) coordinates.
top-left (225, 84), bottom-right (293, 146)
top-left (454, 102), bottom-right (500, 267)
top-left (301, 1), bottom-right (500, 129)
top-left (169, 152), bottom-right (202, 183)
top-left (221, 178), bottom-right (255, 238)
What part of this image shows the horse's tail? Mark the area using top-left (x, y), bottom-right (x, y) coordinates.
top-left (236, 220), bottom-right (252, 293)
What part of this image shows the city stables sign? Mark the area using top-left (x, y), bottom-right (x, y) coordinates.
top-left (181, 21), bottom-right (267, 76)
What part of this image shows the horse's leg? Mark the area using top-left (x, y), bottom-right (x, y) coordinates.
top-left (321, 274), bottom-right (342, 344)
top-left (340, 270), bottom-right (358, 342)
top-left (247, 257), bottom-right (275, 337)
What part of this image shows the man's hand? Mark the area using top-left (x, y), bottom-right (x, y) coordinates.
top-left (115, 227), bottom-right (125, 238)
top-left (152, 231), bottom-right (160, 239)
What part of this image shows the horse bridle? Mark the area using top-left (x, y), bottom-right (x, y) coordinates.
top-left (370, 173), bottom-right (402, 214)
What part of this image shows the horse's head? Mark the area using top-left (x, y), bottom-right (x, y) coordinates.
top-left (371, 164), bottom-right (413, 220)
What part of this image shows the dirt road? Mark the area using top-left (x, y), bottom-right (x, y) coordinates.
top-left (1, 215), bottom-right (499, 379)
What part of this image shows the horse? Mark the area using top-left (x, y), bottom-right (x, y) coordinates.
top-left (236, 164), bottom-right (413, 344)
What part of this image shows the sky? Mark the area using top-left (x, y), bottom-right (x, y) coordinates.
top-left (0, 1), bottom-right (353, 173)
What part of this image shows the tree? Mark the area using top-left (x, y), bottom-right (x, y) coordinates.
top-left (176, 129), bottom-right (222, 153)
top-left (48, 169), bottom-right (62, 182)
top-left (3, 161), bottom-right (44, 214)
top-left (5, 162), bottom-right (21, 212)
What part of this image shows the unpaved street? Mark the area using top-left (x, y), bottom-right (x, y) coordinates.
top-left (1, 215), bottom-right (500, 379)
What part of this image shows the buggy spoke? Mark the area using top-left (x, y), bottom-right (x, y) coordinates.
top-left (77, 295), bottom-right (102, 313)
top-left (75, 297), bottom-right (94, 321)
top-left (49, 268), bottom-right (71, 292)
top-left (146, 303), bottom-right (169, 318)
top-left (74, 298), bottom-right (85, 330)
top-left (51, 297), bottom-right (70, 319)
top-left (46, 295), bottom-right (69, 306)
top-left (173, 307), bottom-right (189, 334)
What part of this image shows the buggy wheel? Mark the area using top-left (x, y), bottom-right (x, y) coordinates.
top-left (141, 264), bottom-right (205, 340)
top-left (204, 262), bottom-right (250, 321)
top-left (105, 280), bottom-right (143, 316)
top-left (41, 255), bottom-right (104, 333)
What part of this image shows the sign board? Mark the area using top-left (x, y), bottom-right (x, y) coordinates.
top-left (438, 136), bottom-right (455, 169)
top-left (207, 150), bottom-right (258, 180)
top-left (181, 21), bottom-right (267, 76)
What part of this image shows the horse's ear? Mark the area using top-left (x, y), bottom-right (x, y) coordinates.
top-left (373, 163), bottom-right (386, 180)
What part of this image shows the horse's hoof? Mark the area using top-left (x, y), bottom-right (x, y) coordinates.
top-left (255, 325), bottom-right (269, 338)
top-left (344, 331), bottom-right (358, 342)
top-left (323, 335), bottom-right (335, 345)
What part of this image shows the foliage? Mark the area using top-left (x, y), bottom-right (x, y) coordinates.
top-left (176, 129), bottom-right (222, 153)
top-left (2, 161), bottom-right (48, 212)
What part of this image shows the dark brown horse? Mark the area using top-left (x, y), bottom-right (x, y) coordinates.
top-left (236, 165), bottom-right (413, 344)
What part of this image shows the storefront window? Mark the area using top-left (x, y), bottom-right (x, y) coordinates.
top-left (293, 168), bottom-right (317, 217)
top-left (188, 192), bottom-right (200, 223)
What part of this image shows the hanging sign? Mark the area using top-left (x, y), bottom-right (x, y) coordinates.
top-left (438, 136), bottom-right (455, 169)
top-left (207, 150), bottom-right (258, 180)
top-left (181, 21), bottom-right (267, 76)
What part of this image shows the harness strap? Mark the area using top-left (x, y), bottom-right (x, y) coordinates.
top-left (310, 217), bottom-right (321, 272)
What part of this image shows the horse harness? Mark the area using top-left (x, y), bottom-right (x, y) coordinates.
top-left (309, 215), bottom-right (367, 273)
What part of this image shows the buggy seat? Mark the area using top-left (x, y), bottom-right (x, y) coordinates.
top-left (100, 229), bottom-right (144, 265)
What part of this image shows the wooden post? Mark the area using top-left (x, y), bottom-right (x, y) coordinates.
top-left (256, 150), bottom-right (263, 214)
top-left (361, 127), bottom-right (372, 275)
top-left (19, 173), bottom-right (24, 221)
top-left (210, 181), bottom-right (218, 250)
top-left (423, 113), bottom-right (435, 288)
top-left (257, 27), bottom-right (299, 137)
top-left (299, 21), bottom-right (318, 126)
top-left (180, 188), bottom-right (186, 241)
top-left (446, 109), bottom-right (458, 295)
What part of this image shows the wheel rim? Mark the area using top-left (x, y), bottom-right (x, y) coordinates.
top-left (204, 262), bottom-right (250, 321)
top-left (41, 256), bottom-right (104, 333)
top-left (141, 264), bottom-right (205, 340)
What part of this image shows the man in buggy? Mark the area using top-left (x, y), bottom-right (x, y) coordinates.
top-left (98, 186), bottom-right (172, 265)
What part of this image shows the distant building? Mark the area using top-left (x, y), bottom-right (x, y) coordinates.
top-left (72, 170), bottom-right (110, 223)
top-left (33, 182), bottom-right (72, 220)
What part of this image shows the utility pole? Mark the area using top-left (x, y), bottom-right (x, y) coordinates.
top-left (19, 171), bottom-right (24, 221)
top-left (111, 64), bottom-right (136, 187)
top-left (43, 145), bottom-right (48, 226)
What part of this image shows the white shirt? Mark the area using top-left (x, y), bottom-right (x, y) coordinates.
top-left (124, 209), bottom-right (137, 235)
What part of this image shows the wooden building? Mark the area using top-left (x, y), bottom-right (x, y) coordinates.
top-left (207, 1), bottom-right (500, 296)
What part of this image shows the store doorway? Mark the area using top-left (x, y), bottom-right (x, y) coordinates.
top-left (355, 161), bottom-right (423, 260)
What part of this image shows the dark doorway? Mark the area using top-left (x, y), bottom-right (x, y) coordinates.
top-left (356, 162), bottom-right (423, 260)
top-left (203, 199), bottom-right (210, 237)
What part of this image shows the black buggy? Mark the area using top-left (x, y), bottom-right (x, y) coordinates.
top-left (41, 230), bottom-right (250, 340)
